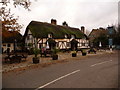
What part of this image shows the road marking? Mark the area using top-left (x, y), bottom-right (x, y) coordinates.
top-left (35, 69), bottom-right (80, 89)
top-left (90, 60), bottom-right (112, 67)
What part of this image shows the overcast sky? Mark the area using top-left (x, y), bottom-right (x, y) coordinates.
top-left (8, 0), bottom-right (119, 35)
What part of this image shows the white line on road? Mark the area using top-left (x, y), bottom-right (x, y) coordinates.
top-left (35, 69), bottom-right (80, 89)
top-left (90, 60), bottom-right (112, 67)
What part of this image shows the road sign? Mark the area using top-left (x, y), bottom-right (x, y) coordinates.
top-left (109, 39), bottom-right (113, 46)
top-left (107, 26), bottom-right (114, 35)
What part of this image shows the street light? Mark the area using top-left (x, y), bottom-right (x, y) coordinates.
top-left (99, 41), bottom-right (102, 51)
top-left (109, 39), bottom-right (113, 52)
top-left (46, 41), bottom-right (49, 49)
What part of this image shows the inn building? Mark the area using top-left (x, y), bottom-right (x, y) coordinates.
top-left (24, 19), bottom-right (89, 50)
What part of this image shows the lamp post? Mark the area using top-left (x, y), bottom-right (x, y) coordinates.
top-left (99, 41), bottom-right (102, 51)
top-left (46, 41), bottom-right (49, 49)
top-left (107, 26), bottom-right (114, 52)
top-left (109, 38), bottom-right (113, 52)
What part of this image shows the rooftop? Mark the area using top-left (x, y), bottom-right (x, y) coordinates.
top-left (24, 21), bottom-right (88, 39)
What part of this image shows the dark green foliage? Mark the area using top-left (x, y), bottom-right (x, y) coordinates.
top-left (51, 48), bottom-right (59, 60)
top-left (82, 52), bottom-right (86, 56)
top-left (28, 43), bottom-right (33, 47)
top-left (93, 34), bottom-right (108, 48)
top-left (33, 48), bottom-right (40, 57)
top-left (28, 48), bottom-right (34, 55)
top-left (51, 48), bottom-right (59, 55)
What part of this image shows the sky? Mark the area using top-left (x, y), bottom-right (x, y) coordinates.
top-left (6, 0), bottom-right (119, 35)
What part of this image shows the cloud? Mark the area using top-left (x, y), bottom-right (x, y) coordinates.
top-left (7, 0), bottom-right (118, 35)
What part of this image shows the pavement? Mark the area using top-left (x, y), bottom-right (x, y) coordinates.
top-left (2, 50), bottom-right (118, 88)
top-left (2, 50), bottom-right (115, 73)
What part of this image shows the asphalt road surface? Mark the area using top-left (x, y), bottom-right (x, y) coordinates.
top-left (2, 51), bottom-right (119, 89)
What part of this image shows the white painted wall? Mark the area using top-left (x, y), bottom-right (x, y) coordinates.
top-left (25, 29), bottom-right (35, 49)
top-left (25, 30), bottom-right (89, 49)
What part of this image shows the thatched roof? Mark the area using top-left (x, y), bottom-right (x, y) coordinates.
top-left (2, 31), bottom-right (22, 43)
top-left (24, 21), bottom-right (88, 39)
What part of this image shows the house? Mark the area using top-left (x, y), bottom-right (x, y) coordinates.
top-left (24, 19), bottom-right (89, 51)
top-left (88, 26), bottom-right (116, 47)
top-left (2, 31), bottom-right (22, 53)
top-left (89, 28), bottom-right (108, 44)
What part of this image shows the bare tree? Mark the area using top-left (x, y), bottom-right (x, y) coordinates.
top-left (0, 0), bottom-right (32, 10)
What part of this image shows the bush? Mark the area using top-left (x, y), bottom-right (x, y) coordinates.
top-left (71, 50), bottom-right (77, 54)
top-left (51, 48), bottom-right (59, 55)
top-left (33, 48), bottom-right (40, 57)
top-left (28, 48), bottom-right (34, 55)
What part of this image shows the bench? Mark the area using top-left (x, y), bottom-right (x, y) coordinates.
top-left (4, 54), bottom-right (27, 64)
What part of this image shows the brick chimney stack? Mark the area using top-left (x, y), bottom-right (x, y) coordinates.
top-left (51, 19), bottom-right (57, 25)
top-left (81, 26), bottom-right (85, 34)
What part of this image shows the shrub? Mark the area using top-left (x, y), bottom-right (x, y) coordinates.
top-left (33, 48), bottom-right (40, 57)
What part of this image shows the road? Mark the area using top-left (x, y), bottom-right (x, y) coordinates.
top-left (2, 51), bottom-right (119, 89)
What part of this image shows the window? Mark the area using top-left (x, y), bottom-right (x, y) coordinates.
top-left (7, 44), bottom-right (11, 47)
top-left (64, 35), bottom-right (68, 39)
top-left (71, 35), bottom-right (75, 39)
top-left (82, 41), bottom-right (85, 46)
top-left (82, 43), bottom-right (85, 46)
top-left (48, 34), bottom-right (52, 38)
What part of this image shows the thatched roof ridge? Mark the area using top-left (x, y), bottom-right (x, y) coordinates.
top-left (24, 21), bottom-right (87, 39)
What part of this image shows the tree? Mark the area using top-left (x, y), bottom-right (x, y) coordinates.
top-left (1, 7), bottom-right (22, 38)
top-left (0, 0), bottom-right (31, 10)
top-left (93, 34), bottom-right (108, 48)
top-left (1, 0), bottom-right (38, 33)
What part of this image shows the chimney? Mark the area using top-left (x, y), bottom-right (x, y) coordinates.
top-left (62, 21), bottom-right (68, 26)
top-left (81, 26), bottom-right (85, 34)
top-left (51, 19), bottom-right (57, 25)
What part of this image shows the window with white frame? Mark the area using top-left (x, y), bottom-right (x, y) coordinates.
top-left (64, 34), bottom-right (68, 39)
top-left (48, 34), bottom-right (52, 38)
top-left (82, 41), bottom-right (85, 46)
